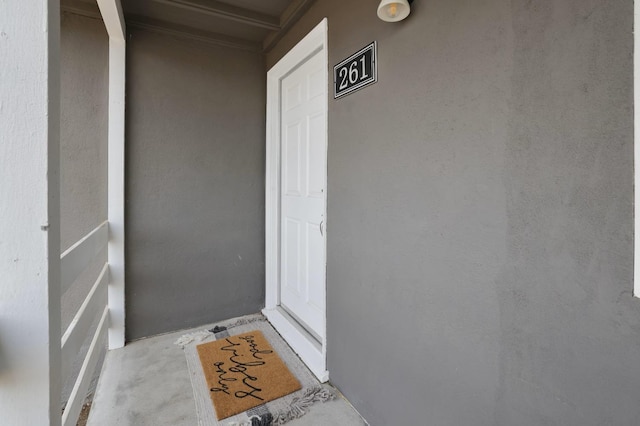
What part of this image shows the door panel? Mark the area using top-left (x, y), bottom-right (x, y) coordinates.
top-left (280, 50), bottom-right (326, 340)
top-left (284, 122), bottom-right (302, 196)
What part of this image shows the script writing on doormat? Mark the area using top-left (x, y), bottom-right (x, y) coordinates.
top-left (196, 330), bottom-right (301, 420)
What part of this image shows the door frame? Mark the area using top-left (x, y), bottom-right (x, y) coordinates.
top-left (263, 18), bottom-right (329, 382)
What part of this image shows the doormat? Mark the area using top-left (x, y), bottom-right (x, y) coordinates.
top-left (197, 330), bottom-right (301, 420)
top-left (176, 314), bottom-right (335, 426)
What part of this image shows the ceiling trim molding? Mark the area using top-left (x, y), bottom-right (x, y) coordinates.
top-left (61, 0), bottom-right (103, 20)
top-left (263, 0), bottom-right (316, 53)
top-left (61, 3), bottom-right (262, 53)
top-left (153, 0), bottom-right (280, 31)
top-left (62, 0), bottom-right (318, 54)
top-left (127, 15), bottom-right (263, 53)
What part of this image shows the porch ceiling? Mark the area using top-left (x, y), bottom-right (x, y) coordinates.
top-left (62, 0), bottom-right (316, 52)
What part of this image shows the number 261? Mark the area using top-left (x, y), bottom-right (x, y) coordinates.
top-left (338, 56), bottom-right (369, 90)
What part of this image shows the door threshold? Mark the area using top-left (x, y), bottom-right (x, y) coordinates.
top-left (280, 303), bottom-right (323, 344)
top-left (262, 306), bottom-right (328, 383)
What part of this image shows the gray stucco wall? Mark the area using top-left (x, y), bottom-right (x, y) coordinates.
top-left (60, 12), bottom-right (109, 405)
top-left (268, 1), bottom-right (640, 425)
top-left (126, 30), bottom-right (266, 340)
top-left (60, 12), bottom-right (108, 253)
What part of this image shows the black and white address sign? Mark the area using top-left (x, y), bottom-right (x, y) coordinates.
top-left (334, 41), bottom-right (377, 99)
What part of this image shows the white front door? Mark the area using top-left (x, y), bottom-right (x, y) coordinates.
top-left (264, 19), bottom-right (329, 382)
top-left (279, 49), bottom-right (326, 342)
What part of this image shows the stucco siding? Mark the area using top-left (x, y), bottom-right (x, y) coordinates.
top-left (267, 1), bottom-right (639, 425)
top-left (125, 29), bottom-right (266, 340)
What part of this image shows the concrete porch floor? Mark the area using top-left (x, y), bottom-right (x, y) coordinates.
top-left (87, 316), bottom-right (366, 425)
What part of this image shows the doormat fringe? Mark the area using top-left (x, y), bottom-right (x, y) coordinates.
top-left (174, 314), bottom-right (267, 348)
top-left (208, 315), bottom-right (267, 334)
top-left (174, 330), bottom-right (212, 347)
top-left (215, 386), bottom-right (334, 426)
top-left (271, 386), bottom-right (335, 425)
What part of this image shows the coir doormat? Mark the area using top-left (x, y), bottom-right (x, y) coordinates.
top-left (196, 330), bottom-right (302, 420)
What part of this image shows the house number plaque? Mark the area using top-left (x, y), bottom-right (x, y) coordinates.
top-left (333, 41), bottom-right (377, 99)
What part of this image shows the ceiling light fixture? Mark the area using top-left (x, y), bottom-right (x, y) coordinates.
top-left (377, 0), bottom-right (413, 22)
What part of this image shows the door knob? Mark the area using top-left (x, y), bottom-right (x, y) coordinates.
top-left (320, 221), bottom-right (324, 236)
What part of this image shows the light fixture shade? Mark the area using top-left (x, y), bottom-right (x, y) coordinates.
top-left (377, 0), bottom-right (411, 22)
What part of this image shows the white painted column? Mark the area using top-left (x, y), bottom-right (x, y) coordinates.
top-left (97, 0), bottom-right (127, 348)
top-left (107, 38), bottom-right (127, 349)
top-left (0, 1), bottom-right (62, 425)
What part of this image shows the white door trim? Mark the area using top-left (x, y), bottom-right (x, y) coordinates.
top-left (264, 18), bottom-right (329, 382)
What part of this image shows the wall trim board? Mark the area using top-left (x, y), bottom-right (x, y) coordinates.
top-left (91, 0), bottom-right (128, 348)
top-left (635, 0), bottom-right (639, 298)
top-left (106, 38), bottom-right (126, 349)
